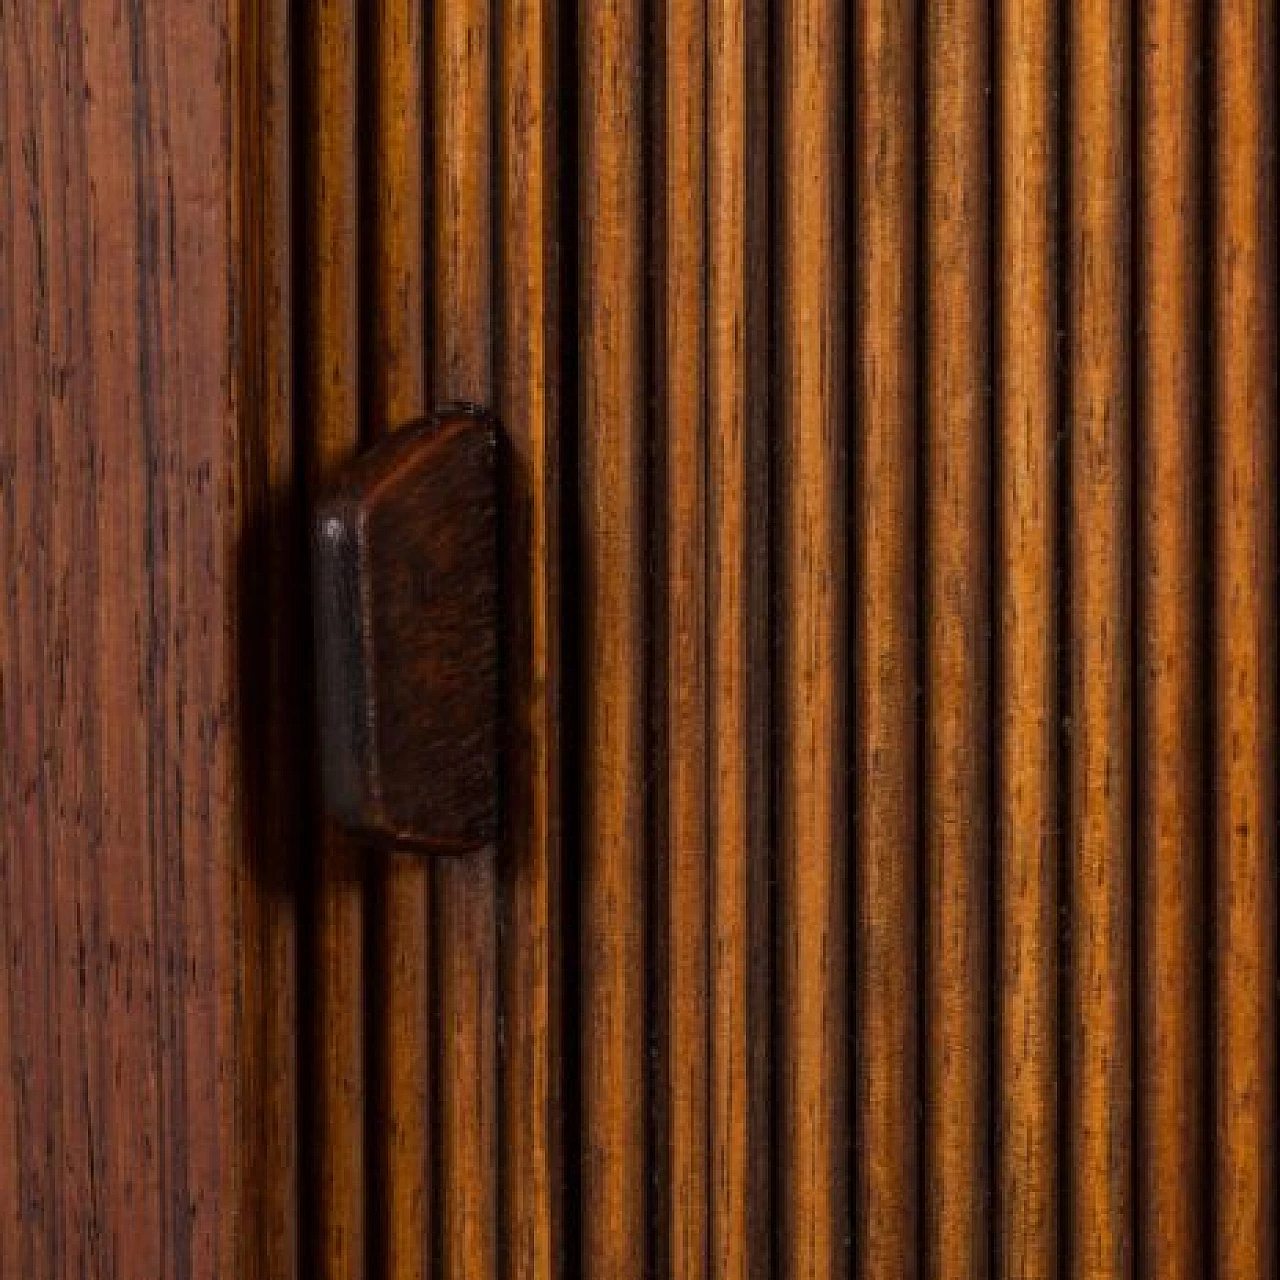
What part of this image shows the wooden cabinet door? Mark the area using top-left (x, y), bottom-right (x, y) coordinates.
top-left (3, 2), bottom-right (1277, 1279)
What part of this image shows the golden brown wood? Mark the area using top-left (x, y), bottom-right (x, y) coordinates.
top-left (1213, 5), bottom-right (1277, 1276)
top-left (1137, 4), bottom-right (1207, 1276)
top-left (853, 1), bottom-right (919, 1274)
top-left (367, 4), bottom-right (431, 1278)
top-left (579, 0), bottom-right (647, 1274)
top-left (430, 3), bottom-right (500, 1278)
top-left (1067, 1), bottom-right (1133, 1275)
top-left (924, 0), bottom-right (990, 1271)
top-left (238, 0), bottom-right (302, 1274)
top-left (777, 3), bottom-right (848, 1277)
top-left (0, 1), bottom-right (242, 1274)
top-left (707, 0), bottom-right (771, 1276)
top-left (498, 0), bottom-right (563, 1275)
top-left (995, 1), bottom-right (1057, 1275)
top-left (303, 2), bottom-right (367, 1276)
top-left (657, 2), bottom-right (709, 1277)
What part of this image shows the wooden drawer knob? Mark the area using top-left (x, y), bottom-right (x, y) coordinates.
top-left (311, 404), bottom-right (500, 853)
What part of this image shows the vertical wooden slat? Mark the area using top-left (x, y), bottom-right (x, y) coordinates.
top-left (1067, 1), bottom-right (1133, 1275)
top-left (239, 0), bottom-right (301, 1273)
top-left (499, 0), bottom-right (563, 1272)
top-left (658, 0), bottom-right (709, 1277)
top-left (369, 1), bottom-right (431, 1277)
top-left (431, 3), bottom-right (500, 1278)
top-left (924, 0), bottom-right (991, 1271)
top-left (777, 2), bottom-right (848, 1278)
top-left (578, 0), bottom-right (647, 1273)
top-left (707, 0), bottom-right (771, 1275)
top-left (303, 2), bottom-right (366, 1275)
top-left (853, 0), bottom-right (920, 1274)
top-left (1136, 3), bottom-right (1206, 1276)
top-left (995, 0), bottom-right (1058, 1274)
top-left (1213, 4), bottom-right (1277, 1276)
top-left (1, 2), bottom-right (242, 1274)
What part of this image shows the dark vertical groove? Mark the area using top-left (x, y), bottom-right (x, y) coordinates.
top-left (1052, 0), bottom-right (1072, 1271)
top-left (1200, 5), bottom-right (1219, 1269)
top-left (642, 1), bottom-right (663, 1273)
top-left (489, 4), bottom-right (508, 1276)
top-left (287, 3), bottom-right (319, 1275)
top-left (912, 0), bottom-right (930, 1255)
top-left (983, 0), bottom-right (999, 1265)
top-left (764, 1), bottom-right (784, 1275)
top-left (557, 0), bottom-right (582, 1274)
top-left (352, 10), bottom-right (380, 1280)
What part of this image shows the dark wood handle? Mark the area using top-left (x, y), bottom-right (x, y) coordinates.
top-left (311, 404), bottom-right (500, 853)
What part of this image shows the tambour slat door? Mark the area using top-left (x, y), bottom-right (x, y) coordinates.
top-left (6, 0), bottom-right (1273, 1277)
top-left (267, 1), bottom-right (1277, 1278)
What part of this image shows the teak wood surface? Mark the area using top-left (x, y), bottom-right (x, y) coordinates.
top-left (2, 2), bottom-right (1278, 1279)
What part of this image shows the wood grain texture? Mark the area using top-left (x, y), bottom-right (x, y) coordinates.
top-left (1213, 4), bottom-right (1277, 1276)
top-left (301, 2), bottom-right (367, 1276)
top-left (656, 0), bottom-right (709, 1276)
top-left (924, 0), bottom-right (990, 1272)
top-left (578, 0), bottom-right (647, 1274)
top-left (1067, 1), bottom-right (1133, 1275)
top-left (776, 2), bottom-right (848, 1277)
top-left (707, 0), bottom-right (771, 1276)
top-left (366, 5), bottom-right (431, 1278)
top-left (498, 0), bottom-right (563, 1275)
top-left (237, 0), bottom-right (302, 1274)
top-left (1136, 4), bottom-right (1207, 1276)
top-left (995, 1), bottom-right (1057, 1275)
top-left (430, 3), bottom-right (501, 1279)
top-left (0, 1), bottom-right (240, 1275)
top-left (853, 1), bottom-right (920, 1274)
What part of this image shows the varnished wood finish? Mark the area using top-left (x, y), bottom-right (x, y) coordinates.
top-left (1213, 5), bottom-right (1277, 1277)
top-left (578, 0), bottom-right (647, 1274)
top-left (430, 5), bottom-right (501, 1280)
top-left (0, 1), bottom-right (242, 1274)
top-left (498, 0), bottom-right (563, 1277)
top-left (707, 1), bottom-right (771, 1277)
top-left (1137, 4), bottom-right (1206, 1276)
top-left (657, 1), bottom-right (709, 1277)
top-left (311, 411), bottom-right (500, 851)
top-left (301, 3), bottom-right (367, 1277)
top-left (777, 4), bottom-right (849, 1278)
top-left (9, 1), bottom-right (1280, 1275)
top-left (367, 6), bottom-right (431, 1278)
top-left (853, 2), bottom-right (920, 1275)
top-left (995, 3), bottom-right (1058, 1277)
top-left (924, 0), bottom-right (990, 1272)
top-left (1068, 2), bottom-right (1133, 1275)
top-left (238, 0), bottom-right (302, 1276)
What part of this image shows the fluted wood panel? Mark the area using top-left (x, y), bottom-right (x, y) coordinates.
top-left (278, 3), bottom-right (1279, 1279)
